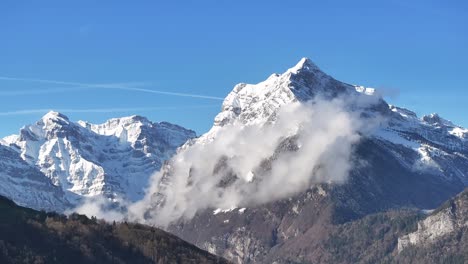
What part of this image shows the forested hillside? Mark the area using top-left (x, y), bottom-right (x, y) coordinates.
top-left (0, 196), bottom-right (227, 264)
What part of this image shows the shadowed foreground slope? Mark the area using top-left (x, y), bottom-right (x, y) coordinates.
top-left (0, 196), bottom-right (227, 264)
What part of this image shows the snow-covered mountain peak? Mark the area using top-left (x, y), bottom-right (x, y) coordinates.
top-left (78, 116), bottom-right (196, 162)
top-left (40, 111), bottom-right (70, 126)
top-left (111, 115), bottom-right (151, 125)
top-left (23, 111), bottom-right (76, 141)
top-left (1, 112), bottom-right (196, 208)
top-left (286, 57), bottom-right (321, 74)
top-left (78, 115), bottom-right (150, 129)
top-left (1, 134), bottom-right (18, 146)
top-left (422, 113), bottom-right (455, 127)
top-left (389, 105), bottom-right (418, 119)
top-left (78, 115), bottom-right (145, 135)
top-left (79, 115), bottom-right (157, 146)
top-left (211, 58), bottom-right (369, 129)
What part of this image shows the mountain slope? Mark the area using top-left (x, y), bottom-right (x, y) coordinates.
top-left (0, 195), bottom-right (227, 264)
top-left (277, 188), bottom-right (468, 264)
top-left (0, 144), bottom-right (70, 212)
top-left (396, 188), bottom-right (468, 263)
top-left (150, 58), bottom-right (468, 263)
top-left (1, 113), bottom-right (195, 210)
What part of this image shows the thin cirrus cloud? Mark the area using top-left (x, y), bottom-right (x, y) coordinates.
top-left (0, 76), bottom-right (225, 100)
top-left (0, 87), bottom-right (93, 96)
top-left (0, 105), bottom-right (220, 116)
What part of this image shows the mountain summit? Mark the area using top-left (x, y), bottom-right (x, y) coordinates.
top-left (151, 58), bottom-right (468, 263)
top-left (212, 58), bottom-right (364, 129)
top-left (287, 57), bottom-right (322, 73)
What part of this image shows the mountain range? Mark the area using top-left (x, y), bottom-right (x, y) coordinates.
top-left (0, 112), bottom-right (195, 211)
top-left (0, 58), bottom-right (467, 263)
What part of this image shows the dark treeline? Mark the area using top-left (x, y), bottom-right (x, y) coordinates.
top-left (0, 196), bottom-right (227, 264)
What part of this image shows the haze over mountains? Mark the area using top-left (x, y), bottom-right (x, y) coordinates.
top-left (1, 58), bottom-right (467, 263)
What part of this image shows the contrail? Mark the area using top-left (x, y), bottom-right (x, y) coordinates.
top-left (0, 76), bottom-right (225, 100)
top-left (0, 87), bottom-right (92, 96)
top-left (0, 105), bottom-right (220, 116)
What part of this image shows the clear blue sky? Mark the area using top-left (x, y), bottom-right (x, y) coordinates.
top-left (0, 0), bottom-right (467, 136)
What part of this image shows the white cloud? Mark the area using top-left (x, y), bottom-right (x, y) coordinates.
top-left (72, 93), bottom-right (384, 227)
top-left (125, 95), bottom-right (382, 226)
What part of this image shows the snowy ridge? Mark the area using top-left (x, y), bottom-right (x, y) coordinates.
top-left (214, 58), bottom-right (353, 126)
top-left (374, 104), bottom-right (468, 183)
top-left (198, 57), bottom-right (365, 144)
top-left (0, 112), bottom-right (195, 210)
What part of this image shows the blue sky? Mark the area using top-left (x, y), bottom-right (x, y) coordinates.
top-left (0, 0), bottom-right (467, 136)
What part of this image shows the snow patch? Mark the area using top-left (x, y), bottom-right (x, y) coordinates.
top-left (286, 57), bottom-right (320, 74)
top-left (213, 206), bottom-right (237, 215)
top-left (373, 128), bottom-right (420, 148)
top-left (354, 85), bottom-right (376, 95)
top-left (2, 134), bottom-right (18, 145)
top-left (414, 145), bottom-right (443, 172)
top-left (316, 186), bottom-right (327, 196)
top-left (245, 171), bottom-right (254, 182)
top-left (449, 127), bottom-right (468, 139)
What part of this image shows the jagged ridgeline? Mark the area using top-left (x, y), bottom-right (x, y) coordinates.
top-left (0, 113), bottom-right (196, 211)
top-left (0, 58), bottom-right (467, 264)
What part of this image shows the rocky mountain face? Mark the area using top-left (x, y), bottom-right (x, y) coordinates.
top-left (159, 58), bottom-right (468, 263)
top-left (0, 113), bottom-right (195, 211)
top-left (0, 144), bottom-right (70, 212)
top-left (397, 188), bottom-right (468, 261)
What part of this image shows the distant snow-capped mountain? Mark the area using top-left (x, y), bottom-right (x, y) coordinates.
top-left (0, 112), bottom-right (195, 211)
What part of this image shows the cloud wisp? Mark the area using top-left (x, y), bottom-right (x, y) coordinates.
top-left (0, 76), bottom-right (224, 100)
top-left (74, 93), bottom-right (384, 227)
top-left (0, 105), bottom-right (220, 116)
top-left (128, 97), bottom-right (379, 226)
